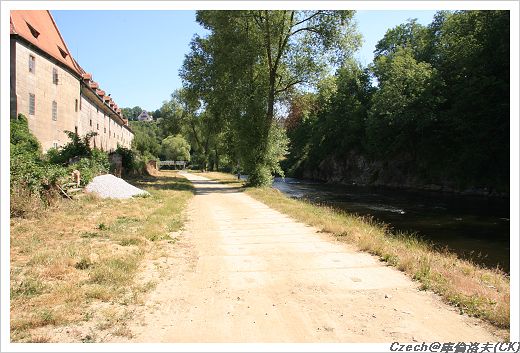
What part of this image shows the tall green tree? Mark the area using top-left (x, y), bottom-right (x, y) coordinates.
top-left (160, 135), bottom-right (191, 162)
top-left (283, 10), bottom-right (509, 192)
top-left (433, 10), bottom-right (510, 187)
top-left (130, 121), bottom-right (161, 158)
top-left (182, 10), bottom-right (360, 185)
top-left (121, 106), bottom-right (143, 121)
top-left (367, 47), bottom-right (443, 160)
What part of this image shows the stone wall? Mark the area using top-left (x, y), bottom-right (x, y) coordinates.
top-left (12, 39), bottom-right (133, 152)
top-left (13, 40), bottom-right (80, 151)
top-left (79, 93), bottom-right (132, 152)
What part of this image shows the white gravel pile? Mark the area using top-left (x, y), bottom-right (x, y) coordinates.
top-left (85, 174), bottom-right (150, 199)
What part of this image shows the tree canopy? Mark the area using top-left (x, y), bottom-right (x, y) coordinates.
top-left (180, 10), bottom-right (360, 185)
top-left (161, 134), bottom-right (191, 162)
top-left (283, 10), bottom-right (509, 191)
top-left (127, 10), bottom-right (509, 193)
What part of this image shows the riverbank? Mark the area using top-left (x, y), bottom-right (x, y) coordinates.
top-left (198, 171), bottom-right (510, 331)
top-left (10, 171), bottom-right (194, 342)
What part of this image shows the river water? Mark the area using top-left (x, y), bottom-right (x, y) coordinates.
top-left (270, 177), bottom-right (510, 273)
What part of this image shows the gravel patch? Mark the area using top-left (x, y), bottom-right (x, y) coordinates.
top-left (85, 174), bottom-right (150, 199)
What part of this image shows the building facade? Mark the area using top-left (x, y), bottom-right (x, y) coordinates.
top-left (10, 10), bottom-right (132, 152)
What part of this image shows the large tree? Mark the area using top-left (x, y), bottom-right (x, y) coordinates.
top-left (181, 10), bottom-right (360, 185)
top-left (160, 134), bottom-right (191, 162)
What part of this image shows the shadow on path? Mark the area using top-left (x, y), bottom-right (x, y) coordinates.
top-left (129, 174), bottom-right (195, 193)
top-left (190, 179), bottom-right (245, 195)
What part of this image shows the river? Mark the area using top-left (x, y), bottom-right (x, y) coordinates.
top-left (270, 177), bottom-right (510, 273)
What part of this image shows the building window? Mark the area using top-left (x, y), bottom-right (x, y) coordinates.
top-left (53, 142), bottom-right (58, 149)
top-left (52, 101), bottom-right (57, 121)
top-left (53, 68), bottom-right (58, 84)
top-left (29, 93), bottom-right (35, 115)
top-left (75, 126), bottom-right (78, 134)
top-left (97, 123), bottom-right (99, 130)
top-left (75, 99), bottom-right (78, 112)
top-left (29, 55), bottom-right (35, 73)
top-left (104, 127), bottom-right (106, 133)
top-left (90, 119), bottom-right (92, 127)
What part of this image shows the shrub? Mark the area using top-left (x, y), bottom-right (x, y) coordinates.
top-left (115, 145), bottom-right (135, 171)
top-left (10, 115), bottom-right (110, 216)
top-left (48, 131), bottom-right (97, 165)
top-left (67, 149), bottom-right (109, 185)
top-left (10, 114), bottom-right (41, 155)
top-left (10, 115), bottom-right (68, 216)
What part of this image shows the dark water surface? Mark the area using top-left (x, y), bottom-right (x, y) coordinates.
top-left (270, 177), bottom-right (510, 272)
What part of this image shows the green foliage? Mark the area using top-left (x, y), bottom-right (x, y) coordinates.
top-left (10, 114), bottom-right (41, 155)
top-left (245, 123), bottom-right (289, 186)
top-left (10, 115), bottom-right (67, 194)
top-left (367, 47), bottom-right (443, 159)
top-left (161, 135), bottom-right (191, 162)
top-left (283, 10), bottom-right (509, 192)
top-left (10, 115), bottom-right (113, 216)
top-left (47, 130), bottom-right (97, 165)
top-left (181, 10), bottom-right (359, 185)
top-left (121, 106), bottom-right (143, 121)
top-left (71, 149), bottom-right (109, 185)
top-left (130, 121), bottom-right (161, 158)
top-left (115, 145), bottom-right (136, 171)
top-left (10, 115), bottom-right (68, 216)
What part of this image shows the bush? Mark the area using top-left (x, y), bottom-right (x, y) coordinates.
top-left (45, 131), bottom-right (110, 185)
top-left (115, 145), bottom-right (135, 171)
top-left (10, 115), bottom-right (111, 216)
top-left (10, 115), bottom-right (68, 216)
top-left (48, 131), bottom-right (97, 165)
top-left (114, 145), bottom-right (158, 176)
top-left (11, 115), bottom-right (41, 155)
top-left (69, 155), bottom-right (109, 185)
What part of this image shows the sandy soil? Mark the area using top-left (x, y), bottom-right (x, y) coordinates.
top-left (111, 172), bottom-right (502, 343)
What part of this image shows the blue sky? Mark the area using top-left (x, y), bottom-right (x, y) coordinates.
top-left (52, 10), bottom-right (438, 112)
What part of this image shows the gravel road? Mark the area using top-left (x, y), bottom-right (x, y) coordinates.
top-left (121, 172), bottom-right (502, 342)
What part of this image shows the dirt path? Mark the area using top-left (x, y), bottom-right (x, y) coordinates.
top-left (123, 172), bottom-right (501, 342)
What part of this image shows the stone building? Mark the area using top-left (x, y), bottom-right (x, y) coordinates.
top-left (10, 10), bottom-right (133, 152)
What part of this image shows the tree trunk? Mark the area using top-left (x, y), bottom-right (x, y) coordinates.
top-left (215, 146), bottom-right (220, 171)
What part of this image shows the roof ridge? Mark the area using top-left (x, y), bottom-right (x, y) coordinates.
top-left (10, 16), bottom-right (17, 34)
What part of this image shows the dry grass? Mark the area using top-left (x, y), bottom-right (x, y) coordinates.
top-left (203, 172), bottom-right (510, 330)
top-left (10, 170), bottom-right (194, 342)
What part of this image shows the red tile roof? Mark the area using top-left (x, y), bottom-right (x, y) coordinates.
top-left (10, 10), bottom-right (80, 75)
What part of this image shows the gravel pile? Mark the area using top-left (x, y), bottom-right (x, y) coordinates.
top-left (85, 174), bottom-right (150, 199)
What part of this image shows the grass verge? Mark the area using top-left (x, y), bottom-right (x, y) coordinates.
top-left (10, 170), bottom-right (194, 342)
top-left (200, 171), bottom-right (510, 330)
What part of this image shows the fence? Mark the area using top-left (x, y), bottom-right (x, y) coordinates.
top-left (158, 160), bottom-right (186, 170)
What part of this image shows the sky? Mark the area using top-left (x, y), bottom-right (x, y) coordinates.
top-left (52, 10), bottom-right (438, 112)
